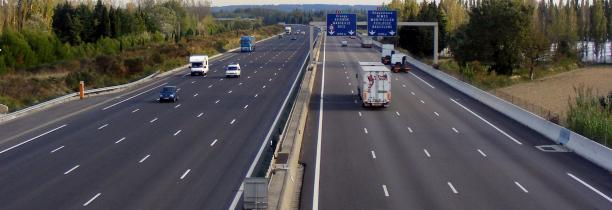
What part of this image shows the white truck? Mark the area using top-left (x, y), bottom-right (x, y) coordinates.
top-left (361, 37), bottom-right (373, 48)
top-left (390, 53), bottom-right (411, 73)
top-left (381, 44), bottom-right (395, 65)
top-left (189, 55), bottom-right (209, 76)
top-left (357, 63), bottom-right (391, 108)
top-left (285, 26), bottom-right (292, 34)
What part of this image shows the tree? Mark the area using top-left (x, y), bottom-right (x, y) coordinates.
top-left (94, 0), bottom-right (110, 39)
top-left (591, 0), bottom-right (607, 62)
top-left (451, 0), bottom-right (533, 75)
top-left (523, 28), bottom-right (550, 80)
top-left (440, 0), bottom-right (468, 34)
top-left (398, 1), bottom-right (448, 57)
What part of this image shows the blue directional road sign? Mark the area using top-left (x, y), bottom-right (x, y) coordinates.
top-left (326, 14), bottom-right (357, 36)
top-left (367, 10), bottom-right (397, 36)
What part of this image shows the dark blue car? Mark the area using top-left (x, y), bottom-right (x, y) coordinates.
top-left (159, 86), bottom-right (178, 102)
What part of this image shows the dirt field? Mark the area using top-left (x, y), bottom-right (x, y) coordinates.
top-left (495, 66), bottom-right (612, 119)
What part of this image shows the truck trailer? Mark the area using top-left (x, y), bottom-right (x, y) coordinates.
top-left (357, 63), bottom-right (391, 108)
top-left (240, 36), bottom-right (256, 52)
top-left (285, 26), bottom-right (292, 34)
top-left (381, 44), bottom-right (395, 64)
top-left (361, 37), bottom-right (373, 48)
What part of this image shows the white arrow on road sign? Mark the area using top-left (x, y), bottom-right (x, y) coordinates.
top-left (328, 31), bottom-right (335, 35)
top-left (369, 30), bottom-right (375, 35)
top-left (389, 30), bottom-right (396, 36)
top-left (348, 30), bottom-right (354, 35)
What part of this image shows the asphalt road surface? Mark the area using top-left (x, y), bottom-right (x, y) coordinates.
top-left (299, 35), bottom-right (612, 210)
top-left (0, 26), bottom-right (312, 210)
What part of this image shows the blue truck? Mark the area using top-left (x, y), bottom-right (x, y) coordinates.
top-left (240, 36), bottom-right (256, 52)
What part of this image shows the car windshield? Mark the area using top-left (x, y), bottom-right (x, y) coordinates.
top-left (162, 87), bottom-right (175, 92)
top-left (227, 66), bottom-right (238, 70)
top-left (191, 62), bottom-right (203, 68)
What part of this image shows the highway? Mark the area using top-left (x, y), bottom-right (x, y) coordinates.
top-left (0, 26), bottom-right (311, 209)
top-left (299, 35), bottom-right (612, 209)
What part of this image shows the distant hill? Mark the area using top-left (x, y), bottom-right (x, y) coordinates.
top-left (212, 4), bottom-right (380, 12)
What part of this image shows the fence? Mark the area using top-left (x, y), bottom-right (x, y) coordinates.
top-left (489, 89), bottom-right (563, 125)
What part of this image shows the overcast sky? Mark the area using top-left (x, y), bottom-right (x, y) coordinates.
top-left (210, 0), bottom-right (392, 7)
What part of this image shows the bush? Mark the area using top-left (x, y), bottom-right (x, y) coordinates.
top-left (123, 57), bottom-right (145, 74)
top-left (567, 85), bottom-right (612, 148)
top-left (65, 71), bottom-right (94, 90)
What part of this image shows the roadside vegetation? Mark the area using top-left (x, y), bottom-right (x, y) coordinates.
top-left (0, 0), bottom-right (281, 111)
top-left (567, 86), bottom-right (612, 147)
top-left (386, 0), bottom-right (612, 146)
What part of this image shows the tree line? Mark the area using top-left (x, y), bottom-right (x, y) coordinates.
top-left (387, 0), bottom-right (612, 78)
top-left (0, 0), bottom-right (269, 73)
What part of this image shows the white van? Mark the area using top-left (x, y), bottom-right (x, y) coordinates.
top-left (189, 55), bottom-right (209, 76)
top-left (225, 63), bottom-right (241, 78)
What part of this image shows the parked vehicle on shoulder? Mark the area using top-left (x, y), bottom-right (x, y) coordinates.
top-left (159, 86), bottom-right (179, 103)
top-left (189, 55), bottom-right (209, 76)
top-left (225, 63), bottom-right (241, 77)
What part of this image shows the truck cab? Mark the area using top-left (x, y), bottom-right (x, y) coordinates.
top-left (189, 55), bottom-right (209, 76)
top-left (391, 53), bottom-right (411, 73)
top-left (357, 63), bottom-right (391, 108)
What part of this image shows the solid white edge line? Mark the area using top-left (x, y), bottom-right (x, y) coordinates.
top-left (447, 182), bottom-right (458, 194)
top-left (0, 124), bottom-right (67, 155)
top-left (312, 33), bottom-right (326, 210)
top-left (229, 34), bottom-right (313, 210)
top-left (139, 154), bottom-right (150, 163)
top-left (409, 71), bottom-right (435, 89)
top-left (102, 82), bottom-right (167, 110)
top-left (567, 173), bottom-right (612, 203)
top-left (64, 165), bottom-right (80, 175)
top-left (382, 185), bottom-right (390, 197)
top-left (50, 145), bottom-right (64, 153)
top-left (83, 193), bottom-right (101, 206)
top-left (180, 169), bottom-right (191, 180)
top-left (514, 181), bottom-right (529, 193)
top-left (450, 98), bottom-right (522, 145)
